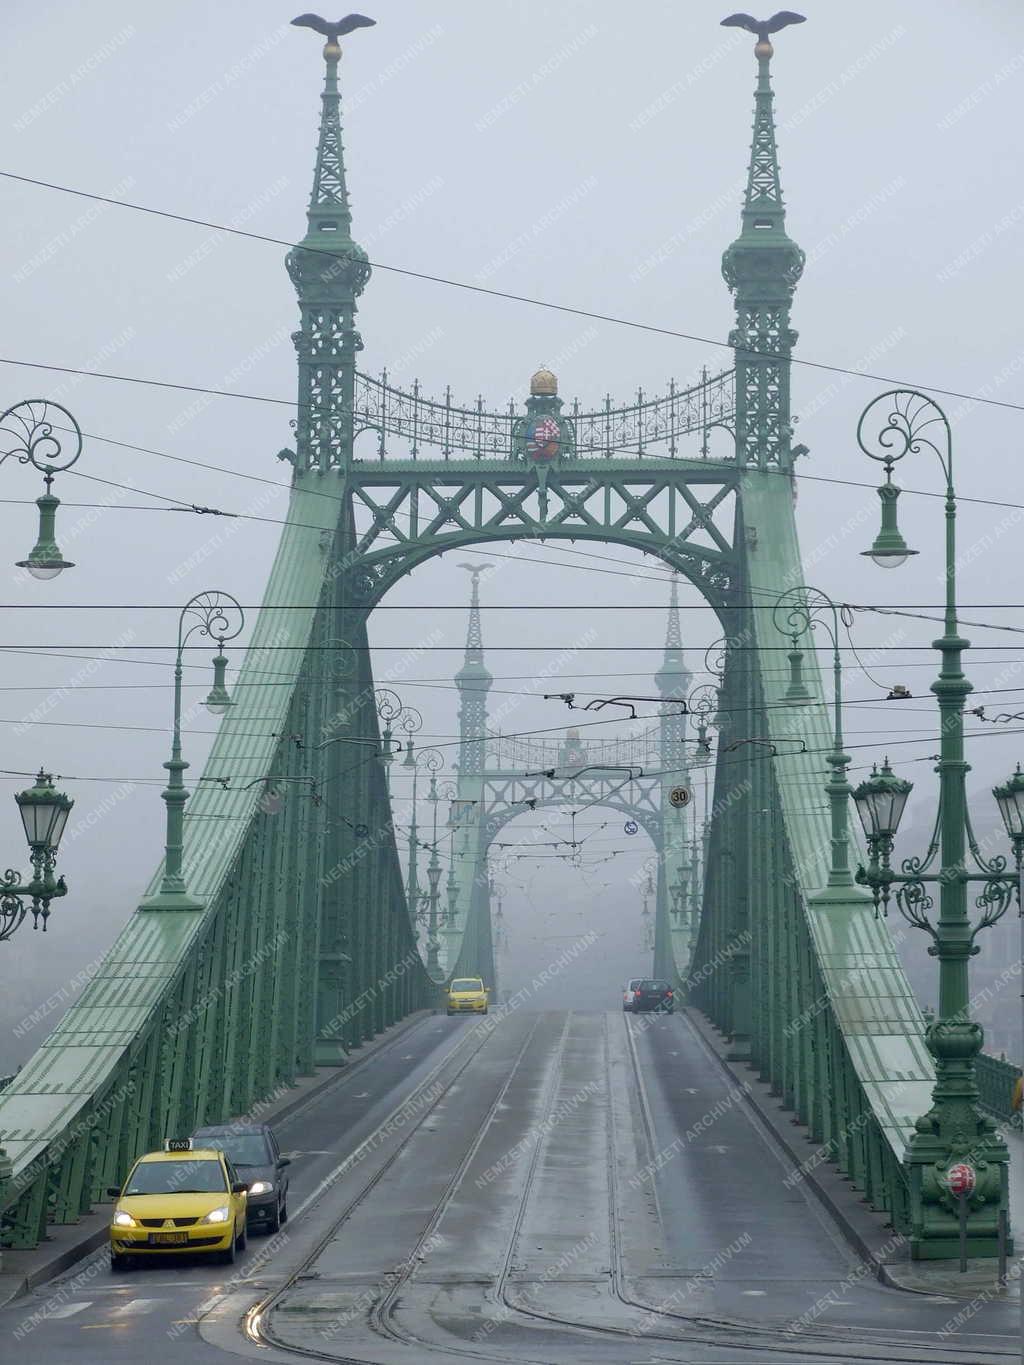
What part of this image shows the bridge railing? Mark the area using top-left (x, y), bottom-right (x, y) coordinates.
top-left (0, 474), bottom-right (439, 1251)
top-left (485, 727), bottom-right (661, 774)
top-left (977, 1053), bottom-right (1023, 1128)
top-left (689, 470), bottom-right (936, 1241)
top-left (352, 368), bottom-right (735, 461)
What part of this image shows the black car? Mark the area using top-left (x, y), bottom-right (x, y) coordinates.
top-left (191, 1122), bottom-right (290, 1232)
top-left (630, 979), bottom-right (675, 1013)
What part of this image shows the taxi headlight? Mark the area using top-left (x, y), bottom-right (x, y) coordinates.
top-left (247, 1180), bottom-right (273, 1196)
top-left (200, 1205), bottom-right (231, 1224)
top-left (112, 1210), bottom-right (136, 1228)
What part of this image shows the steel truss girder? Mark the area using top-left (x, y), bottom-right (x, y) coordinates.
top-left (478, 772), bottom-right (661, 851)
top-left (343, 462), bottom-right (739, 608)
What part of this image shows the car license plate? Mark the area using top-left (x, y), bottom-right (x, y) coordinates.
top-left (152, 1232), bottom-right (187, 1245)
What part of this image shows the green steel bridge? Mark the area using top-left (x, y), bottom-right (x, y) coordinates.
top-left (0, 18), bottom-right (1015, 1270)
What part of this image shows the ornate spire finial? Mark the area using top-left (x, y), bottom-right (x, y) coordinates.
top-left (720, 12), bottom-right (804, 237)
top-left (457, 563), bottom-right (490, 665)
top-left (286, 14), bottom-right (374, 473)
top-left (292, 13), bottom-right (376, 59)
top-left (455, 563), bottom-right (492, 776)
top-left (656, 574), bottom-right (690, 699)
top-left (288, 12), bottom-right (374, 277)
top-left (721, 11), bottom-right (805, 55)
top-left (721, 12), bottom-right (806, 470)
top-left (665, 574), bottom-right (682, 652)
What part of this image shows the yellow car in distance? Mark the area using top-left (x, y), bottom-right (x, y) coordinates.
top-left (108, 1139), bottom-right (248, 1268)
top-left (446, 977), bottom-right (489, 1016)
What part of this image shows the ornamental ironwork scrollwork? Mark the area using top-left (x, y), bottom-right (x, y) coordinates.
top-left (856, 389), bottom-right (952, 483)
top-left (352, 368), bottom-right (736, 461)
top-left (0, 869), bottom-right (28, 943)
top-left (0, 400), bottom-right (83, 484)
top-left (972, 876), bottom-right (1014, 940)
top-left (894, 878), bottom-right (938, 943)
top-left (179, 592), bottom-right (245, 653)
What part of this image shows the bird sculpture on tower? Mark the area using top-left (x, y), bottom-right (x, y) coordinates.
top-left (291, 13), bottom-right (376, 41)
top-left (720, 11), bottom-right (805, 44)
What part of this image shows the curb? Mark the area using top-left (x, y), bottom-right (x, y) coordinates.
top-left (0, 1008), bottom-right (435, 1312)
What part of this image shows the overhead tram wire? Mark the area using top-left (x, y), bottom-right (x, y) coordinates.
top-left (7, 642), bottom-right (1024, 651)
top-left (8, 721), bottom-right (1024, 794)
top-left (4, 168), bottom-right (1024, 417)
top-left (7, 413), bottom-right (1024, 609)
top-left (15, 395), bottom-right (1024, 528)
top-left (7, 640), bottom-right (1024, 712)
top-left (9, 600), bottom-right (1024, 611)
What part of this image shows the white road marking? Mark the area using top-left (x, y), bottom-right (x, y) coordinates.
top-left (741, 1289), bottom-right (767, 1296)
top-left (353, 1092), bottom-right (369, 1098)
top-left (43, 1303), bottom-right (91, 1319)
top-left (111, 1299), bottom-right (162, 1315)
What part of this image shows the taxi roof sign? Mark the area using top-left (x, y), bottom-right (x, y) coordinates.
top-left (164, 1137), bottom-right (193, 1152)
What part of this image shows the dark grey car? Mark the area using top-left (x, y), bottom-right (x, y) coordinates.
top-left (191, 1122), bottom-right (290, 1232)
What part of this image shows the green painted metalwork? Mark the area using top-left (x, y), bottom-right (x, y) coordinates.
top-left (0, 399), bottom-right (83, 580)
top-left (690, 22), bottom-right (937, 1245)
top-left (0, 16), bottom-right (969, 1263)
top-left (851, 390), bottom-right (1017, 1260)
top-left (0, 27), bottom-right (438, 1251)
top-left (976, 1054), bottom-right (1023, 1129)
top-left (352, 366), bottom-right (735, 462)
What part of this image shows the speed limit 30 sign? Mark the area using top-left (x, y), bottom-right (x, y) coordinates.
top-left (669, 785), bottom-right (692, 809)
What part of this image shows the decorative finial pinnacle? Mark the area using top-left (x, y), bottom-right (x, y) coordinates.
top-left (720, 11), bottom-right (805, 59)
top-left (291, 13), bottom-right (377, 60)
top-left (458, 562), bottom-right (490, 586)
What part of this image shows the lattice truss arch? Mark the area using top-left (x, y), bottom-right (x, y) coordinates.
top-left (479, 773), bottom-right (662, 855)
top-left (343, 463), bottom-right (740, 606)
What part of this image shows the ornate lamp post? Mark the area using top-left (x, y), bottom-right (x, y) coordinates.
top-left (854, 389), bottom-right (1019, 1261)
top-left (375, 688), bottom-right (404, 793)
top-left (143, 591), bottom-right (244, 911)
top-left (773, 585), bottom-right (856, 894)
top-left (1, 771), bottom-right (74, 940)
top-left (688, 683), bottom-right (718, 880)
top-left (401, 733), bottom-right (442, 922)
top-left (0, 400), bottom-right (83, 578)
top-left (422, 766), bottom-right (447, 973)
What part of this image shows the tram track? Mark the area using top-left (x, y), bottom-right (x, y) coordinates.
top-left (241, 1012), bottom-right (544, 1364)
top-left (237, 1009), bottom-right (1018, 1365)
top-left (365, 1012), bottom-right (569, 1354)
top-left (608, 1011), bottom-right (1019, 1364)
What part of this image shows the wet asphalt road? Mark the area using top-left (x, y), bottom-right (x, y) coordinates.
top-left (1, 1009), bottom-right (1019, 1364)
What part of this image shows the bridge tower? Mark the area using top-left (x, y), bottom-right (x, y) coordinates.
top-left (444, 566), bottom-right (497, 983)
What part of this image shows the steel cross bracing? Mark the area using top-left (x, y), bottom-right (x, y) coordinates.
top-left (0, 19), bottom-right (951, 1262)
top-left (343, 462), bottom-right (739, 610)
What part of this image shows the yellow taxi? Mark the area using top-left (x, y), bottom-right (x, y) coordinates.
top-left (446, 976), bottom-right (489, 1016)
top-left (108, 1139), bottom-right (248, 1268)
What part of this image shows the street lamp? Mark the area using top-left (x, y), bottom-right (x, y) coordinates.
top-left (854, 388), bottom-right (1019, 1261)
top-left (993, 765), bottom-right (1024, 859)
top-left (142, 591), bottom-right (244, 912)
top-left (401, 737), bottom-right (442, 922)
top-left (375, 688), bottom-right (404, 791)
top-left (687, 684), bottom-right (719, 763)
top-left (0, 400), bottom-right (84, 578)
top-left (422, 765), bottom-right (447, 974)
top-left (0, 771), bottom-right (74, 940)
top-left (773, 585), bottom-right (856, 893)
